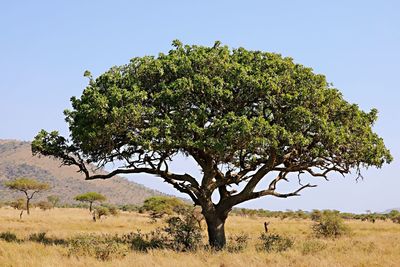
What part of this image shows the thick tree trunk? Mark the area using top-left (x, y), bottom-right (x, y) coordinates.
top-left (204, 214), bottom-right (227, 250)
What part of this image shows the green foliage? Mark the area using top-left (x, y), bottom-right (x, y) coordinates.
top-left (163, 216), bottom-right (203, 251)
top-left (142, 196), bottom-right (188, 220)
top-left (0, 231), bottom-right (19, 242)
top-left (119, 204), bottom-right (140, 212)
top-left (257, 233), bottom-right (294, 252)
top-left (28, 232), bottom-right (49, 244)
top-left (47, 195), bottom-right (60, 208)
top-left (74, 192), bottom-right (106, 203)
top-left (227, 233), bottom-right (249, 252)
top-left (32, 41), bottom-right (392, 173)
top-left (27, 232), bottom-right (66, 245)
top-left (312, 210), bottom-right (349, 238)
top-left (67, 234), bottom-right (128, 261)
top-left (94, 204), bottom-right (118, 220)
top-left (4, 177), bottom-right (50, 192)
top-left (122, 230), bottom-right (168, 252)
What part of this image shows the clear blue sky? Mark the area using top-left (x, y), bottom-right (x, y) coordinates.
top-left (0, 1), bottom-right (399, 213)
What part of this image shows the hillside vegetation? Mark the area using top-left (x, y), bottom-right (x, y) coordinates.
top-left (0, 140), bottom-right (162, 205)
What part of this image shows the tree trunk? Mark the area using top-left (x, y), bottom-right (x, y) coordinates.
top-left (205, 215), bottom-right (227, 250)
top-left (19, 210), bottom-right (24, 219)
top-left (89, 202), bottom-right (93, 212)
top-left (26, 198), bottom-right (30, 215)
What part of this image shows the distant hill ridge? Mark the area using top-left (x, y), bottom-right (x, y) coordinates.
top-left (0, 139), bottom-right (163, 205)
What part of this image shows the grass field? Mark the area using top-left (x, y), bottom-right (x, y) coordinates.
top-left (0, 207), bottom-right (399, 267)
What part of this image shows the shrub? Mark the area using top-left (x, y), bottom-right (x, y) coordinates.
top-left (312, 210), bottom-right (349, 238)
top-left (124, 230), bottom-right (168, 252)
top-left (28, 232), bottom-right (50, 244)
top-left (119, 204), bottom-right (139, 212)
top-left (67, 234), bottom-right (128, 261)
top-left (301, 239), bottom-right (327, 255)
top-left (0, 231), bottom-right (19, 242)
top-left (164, 216), bottom-right (202, 251)
top-left (310, 210), bottom-right (322, 221)
top-left (392, 216), bottom-right (400, 224)
top-left (257, 233), bottom-right (294, 252)
top-left (227, 233), bottom-right (249, 252)
top-left (36, 201), bottom-right (53, 211)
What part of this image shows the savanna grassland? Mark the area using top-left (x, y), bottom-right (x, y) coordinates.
top-left (0, 207), bottom-right (399, 267)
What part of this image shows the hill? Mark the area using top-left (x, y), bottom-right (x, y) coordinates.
top-left (0, 139), bottom-right (163, 205)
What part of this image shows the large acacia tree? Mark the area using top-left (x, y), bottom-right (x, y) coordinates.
top-left (32, 41), bottom-right (392, 249)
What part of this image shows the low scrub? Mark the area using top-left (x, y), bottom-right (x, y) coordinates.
top-left (121, 230), bottom-right (168, 252)
top-left (67, 234), bottom-right (128, 261)
top-left (0, 231), bottom-right (19, 242)
top-left (312, 210), bottom-right (349, 238)
top-left (28, 232), bottom-right (66, 245)
top-left (257, 233), bottom-right (294, 252)
top-left (227, 233), bottom-right (249, 252)
top-left (163, 216), bottom-right (202, 251)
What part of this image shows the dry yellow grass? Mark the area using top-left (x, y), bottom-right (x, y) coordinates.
top-left (0, 207), bottom-right (399, 267)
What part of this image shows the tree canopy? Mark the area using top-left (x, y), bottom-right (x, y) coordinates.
top-left (4, 178), bottom-right (49, 192)
top-left (32, 40), bottom-right (392, 248)
top-left (74, 192), bottom-right (106, 212)
top-left (142, 196), bottom-right (188, 219)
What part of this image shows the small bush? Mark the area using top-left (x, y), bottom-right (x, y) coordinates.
top-left (164, 216), bottom-right (202, 251)
top-left (0, 231), bottom-right (19, 242)
top-left (257, 233), bottom-right (294, 252)
top-left (301, 239), bottom-right (327, 255)
top-left (312, 210), bottom-right (349, 238)
top-left (28, 232), bottom-right (49, 244)
top-left (67, 234), bottom-right (128, 261)
top-left (391, 215), bottom-right (400, 224)
top-left (125, 230), bottom-right (168, 252)
top-left (36, 201), bottom-right (53, 211)
top-left (227, 233), bottom-right (249, 252)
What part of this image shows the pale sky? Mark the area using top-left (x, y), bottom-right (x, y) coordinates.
top-left (0, 1), bottom-right (399, 213)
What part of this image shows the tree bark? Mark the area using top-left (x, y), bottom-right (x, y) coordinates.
top-left (89, 202), bottom-right (93, 212)
top-left (26, 198), bottom-right (30, 215)
top-left (204, 213), bottom-right (227, 250)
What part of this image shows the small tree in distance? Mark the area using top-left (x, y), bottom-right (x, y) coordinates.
top-left (4, 178), bottom-right (50, 215)
top-left (47, 195), bottom-right (60, 208)
top-left (142, 196), bottom-right (188, 221)
top-left (74, 192), bottom-right (106, 212)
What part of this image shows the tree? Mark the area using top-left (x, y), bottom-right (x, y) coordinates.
top-left (142, 196), bottom-right (188, 220)
top-left (32, 41), bottom-right (392, 249)
top-left (74, 192), bottom-right (106, 212)
top-left (4, 178), bottom-right (50, 215)
top-left (47, 195), bottom-right (60, 208)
